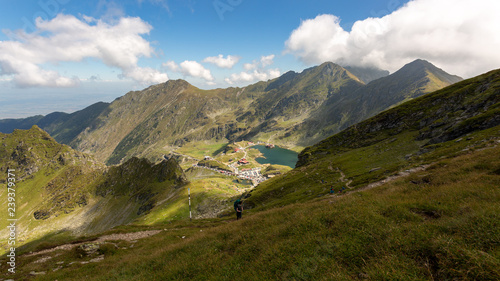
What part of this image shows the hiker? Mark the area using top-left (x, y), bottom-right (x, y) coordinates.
top-left (330, 187), bottom-right (335, 194)
top-left (234, 199), bottom-right (243, 220)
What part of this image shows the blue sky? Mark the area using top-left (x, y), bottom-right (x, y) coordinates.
top-left (1, 0), bottom-right (499, 118)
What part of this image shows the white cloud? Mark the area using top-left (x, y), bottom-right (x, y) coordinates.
top-left (285, 0), bottom-right (500, 78)
top-left (243, 63), bottom-right (257, 71)
top-left (244, 54), bottom-right (276, 70)
top-left (164, 60), bottom-right (214, 81)
top-left (120, 67), bottom-right (169, 84)
top-left (203, 54), bottom-right (240, 69)
top-left (97, 0), bottom-right (126, 22)
top-left (225, 69), bottom-right (281, 85)
top-left (227, 54), bottom-right (280, 85)
top-left (260, 54), bottom-right (275, 67)
top-left (163, 61), bottom-right (180, 72)
top-left (0, 14), bottom-right (168, 88)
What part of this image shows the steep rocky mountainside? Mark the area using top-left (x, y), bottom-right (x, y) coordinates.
top-left (0, 60), bottom-right (462, 165)
top-left (235, 62), bottom-right (366, 146)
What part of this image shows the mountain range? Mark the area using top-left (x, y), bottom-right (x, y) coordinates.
top-left (0, 59), bottom-right (462, 165)
top-left (1, 60), bottom-right (499, 280)
top-left (246, 66), bottom-right (500, 209)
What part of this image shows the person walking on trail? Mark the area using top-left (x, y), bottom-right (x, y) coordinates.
top-left (234, 199), bottom-right (243, 220)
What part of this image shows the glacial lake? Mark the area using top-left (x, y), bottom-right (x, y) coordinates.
top-left (253, 145), bottom-right (299, 168)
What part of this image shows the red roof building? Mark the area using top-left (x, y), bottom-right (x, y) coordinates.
top-left (238, 158), bottom-right (249, 164)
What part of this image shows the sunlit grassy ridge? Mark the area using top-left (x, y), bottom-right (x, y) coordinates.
top-left (0, 128), bottom-right (190, 254)
top-left (0, 127), bottom-right (107, 244)
top-left (5, 144), bottom-right (498, 280)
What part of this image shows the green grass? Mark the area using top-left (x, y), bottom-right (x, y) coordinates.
top-left (4, 145), bottom-right (498, 280)
top-left (139, 175), bottom-right (249, 224)
top-left (1, 69), bottom-right (499, 279)
top-left (244, 131), bottom-right (425, 210)
top-left (0, 126), bottom-right (109, 253)
top-left (197, 159), bottom-right (232, 172)
top-left (175, 141), bottom-right (229, 159)
top-left (262, 164), bottom-right (292, 177)
top-left (246, 69), bottom-right (500, 211)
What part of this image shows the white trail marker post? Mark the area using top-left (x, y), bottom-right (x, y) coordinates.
top-left (188, 188), bottom-right (192, 220)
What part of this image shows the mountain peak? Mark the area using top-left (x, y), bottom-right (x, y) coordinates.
top-left (400, 59), bottom-right (436, 72)
top-left (160, 79), bottom-right (194, 90)
top-left (318, 61), bottom-right (345, 72)
top-left (300, 62), bottom-right (343, 74)
top-left (25, 125), bottom-right (54, 140)
top-left (397, 59), bottom-right (463, 85)
top-left (307, 62), bottom-right (353, 79)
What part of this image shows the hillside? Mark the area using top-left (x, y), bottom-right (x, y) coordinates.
top-left (0, 125), bottom-right (259, 261)
top-left (245, 68), bottom-right (499, 210)
top-left (235, 62), bottom-right (365, 146)
top-left (0, 60), bottom-right (462, 165)
top-left (300, 59), bottom-right (464, 142)
top-left (0, 127), bottom-right (190, 248)
top-left (353, 59), bottom-right (464, 117)
top-left (1, 70), bottom-right (498, 281)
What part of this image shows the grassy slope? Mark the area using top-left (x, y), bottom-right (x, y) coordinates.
top-left (5, 144), bottom-right (498, 280)
top-left (243, 68), bottom-right (499, 211)
top-left (0, 128), bottom-right (187, 253)
top-left (0, 127), bottom-right (107, 251)
top-left (46, 102), bottom-right (110, 146)
top-left (2, 70), bottom-right (497, 281)
top-left (1, 71), bottom-right (498, 280)
top-left (0, 126), bottom-right (256, 259)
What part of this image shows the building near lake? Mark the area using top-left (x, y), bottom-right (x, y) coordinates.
top-left (238, 158), bottom-right (249, 165)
